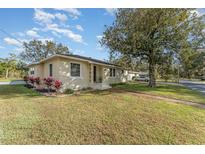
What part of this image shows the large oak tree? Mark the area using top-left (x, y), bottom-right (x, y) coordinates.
top-left (20, 40), bottom-right (70, 63)
top-left (101, 9), bottom-right (205, 87)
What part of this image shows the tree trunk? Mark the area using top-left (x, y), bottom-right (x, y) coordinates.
top-left (5, 69), bottom-right (9, 79)
top-left (148, 55), bottom-right (156, 87)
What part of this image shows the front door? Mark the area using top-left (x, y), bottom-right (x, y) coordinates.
top-left (93, 66), bottom-right (96, 82)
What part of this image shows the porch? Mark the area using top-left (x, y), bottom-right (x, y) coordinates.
top-left (88, 63), bottom-right (111, 90)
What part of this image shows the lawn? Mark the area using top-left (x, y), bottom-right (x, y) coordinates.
top-left (112, 82), bottom-right (205, 104)
top-left (0, 85), bottom-right (205, 144)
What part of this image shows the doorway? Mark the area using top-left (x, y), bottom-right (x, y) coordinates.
top-left (93, 66), bottom-right (96, 82)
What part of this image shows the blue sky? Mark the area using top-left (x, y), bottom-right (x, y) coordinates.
top-left (0, 8), bottom-right (116, 60)
top-left (0, 8), bottom-right (204, 61)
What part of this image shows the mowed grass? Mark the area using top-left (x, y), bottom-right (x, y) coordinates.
top-left (0, 85), bottom-right (205, 144)
top-left (112, 82), bottom-right (205, 104)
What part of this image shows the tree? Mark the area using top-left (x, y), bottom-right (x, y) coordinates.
top-left (157, 53), bottom-right (174, 81)
top-left (20, 40), bottom-right (70, 63)
top-left (101, 9), bottom-right (205, 87)
top-left (0, 55), bottom-right (18, 78)
top-left (179, 48), bottom-right (205, 78)
top-left (109, 53), bottom-right (148, 72)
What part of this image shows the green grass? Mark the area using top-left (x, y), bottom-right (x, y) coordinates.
top-left (0, 85), bottom-right (205, 144)
top-left (112, 82), bottom-right (205, 104)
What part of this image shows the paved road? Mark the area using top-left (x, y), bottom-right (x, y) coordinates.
top-left (0, 80), bottom-right (25, 85)
top-left (180, 80), bottom-right (205, 95)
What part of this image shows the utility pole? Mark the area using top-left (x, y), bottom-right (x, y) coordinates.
top-left (177, 64), bottom-right (180, 84)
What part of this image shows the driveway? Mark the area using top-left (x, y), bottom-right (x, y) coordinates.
top-left (180, 80), bottom-right (205, 95)
top-left (0, 80), bottom-right (25, 85)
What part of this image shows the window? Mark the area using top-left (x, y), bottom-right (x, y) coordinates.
top-left (49, 64), bottom-right (53, 77)
top-left (109, 68), bottom-right (116, 77)
top-left (109, 68), bottom-right (112, 77)
top-left (30, 68), bottom-right (34, 75)
top-left (71, 63), bottom-right (80, 77)
top-left (113, 68), bottom-right (116, 77)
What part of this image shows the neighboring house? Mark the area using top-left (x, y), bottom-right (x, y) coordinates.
top-left (127, 71), bottom-right (139, 81)
top-left (127, 71), bottom-right (149, 81)
top-left (27, 54), bottom-right (128, 91)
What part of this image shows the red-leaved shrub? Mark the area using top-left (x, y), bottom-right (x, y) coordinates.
top-left (28, 76), bottom-right (35, 86)
top-left (35, 77), bottom-right (41, 85)
top-left (43, 77), bottom-right (54, 93)
top-left (54, 80), bottom-right (63, 93)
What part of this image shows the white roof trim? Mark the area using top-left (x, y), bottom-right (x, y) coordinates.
top-left (27, 54), bottom-right (122, 68)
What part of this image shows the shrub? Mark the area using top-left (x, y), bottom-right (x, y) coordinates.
top-left (64, 88), bottom-right (74, 94)
top-left (110, 82), bottom-right (126, 87)
top-left (81, 87), bottom-right (92, 91)
top-left (35, 77), bottom-right (41, 85)
top-left (54, 80), bottom-right (63, 93)
top-left (43, 77), bottom-right (54, 93)
top-left (28, 76), bottom-right (35, 87)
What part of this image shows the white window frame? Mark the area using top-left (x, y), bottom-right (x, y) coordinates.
top-left (30, 67), bottom-right (35, 75)
top-left (70, 62), bottom-right (82, 78)
top-left (109, 68), bottom-right (116, 78)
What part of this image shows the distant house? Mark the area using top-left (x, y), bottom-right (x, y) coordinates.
top-left (27, 54), bottom-right (128, 91)
top-left (127, 71), bottom-right (149, 81)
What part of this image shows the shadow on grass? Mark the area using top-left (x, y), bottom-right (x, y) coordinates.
top-left (110, 82), bottom-right (205, 103)
top-left (0, 84), bottom-right (41, 100)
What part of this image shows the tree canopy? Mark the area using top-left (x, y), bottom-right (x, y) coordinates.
top-left (101, 8), bottom-right (205, 87)
top-left (0, 54), bottom-right (27, 79)
top-left (20, 40), bottom-right (70, 63)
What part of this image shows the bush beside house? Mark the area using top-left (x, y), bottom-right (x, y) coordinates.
top-left (24, 76), bottom-right (63, 95)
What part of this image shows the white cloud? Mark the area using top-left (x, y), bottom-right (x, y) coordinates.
top-left (54, 8), bottom-right (81, 19)
top-left (76, 25), bottom-right (84, 31)
top-left (32, 27), bottom-right (39, 31)
top-left (34, 8), bottom-right (55, 25)
top-left (4, 37), bottom-right (22, 47)
top-left (46, 23), bottom-right (84, 43)
top-left (15, 32), bottom-right (25, 37)
top-left (51, 31), bottom-right (61, 38)
top-left (73, 49), bottom-right (85, 55)
top-left (0, 45), bottom-right (5, 49)
top-left (96, 35), bottom-right (103, 40)
top-left (26, 30), bottom-right (40, 38)
top-left (55, 13), bottom-right (68, 22)
top-left (105, 8), bottom-right (117, 16)
top-left (33, 9), bottom-right (84, 44)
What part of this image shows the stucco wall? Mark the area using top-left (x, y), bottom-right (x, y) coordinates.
top-left (42, 57), bottom-right (59, 79)
top-left (28, 57), bottom-right (128, 90)
top-left (56, 57), bottom-right (90, 90)
top-left (29, 64), bottom-right (43, 78)
top-left (102, 67), bottom-right (127, 84)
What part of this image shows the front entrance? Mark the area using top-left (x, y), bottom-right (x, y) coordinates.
top-left (93, 66), bottom-right (96, 82)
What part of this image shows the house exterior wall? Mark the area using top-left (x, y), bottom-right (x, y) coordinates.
top-left (28, 57), bottom-right (128, 90)
top-left (29, 64), bottom-right (43, 78)
top-left (56, 57), bottom-right (90, 90)
top-left (102, 67), bottom-right (127, 84)
top-left (42, 57), bottom-right (60, 79)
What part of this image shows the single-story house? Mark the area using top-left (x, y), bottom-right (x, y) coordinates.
top-left (27, 54), bottom-right (129, 91)
top-left (126, 71), bottom-right (149, 81)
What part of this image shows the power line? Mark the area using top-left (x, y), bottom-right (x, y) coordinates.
top-left (0, 27), bottom-right (23, 45)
